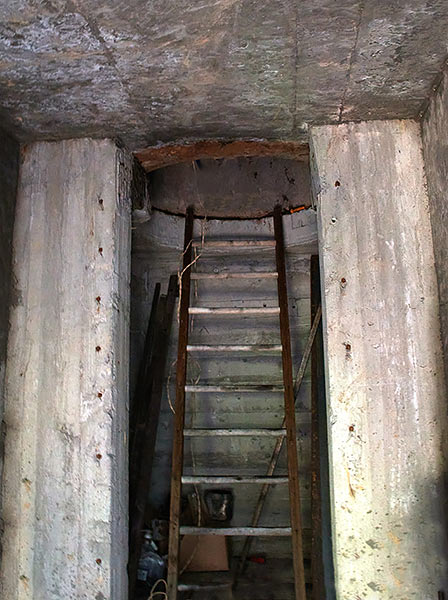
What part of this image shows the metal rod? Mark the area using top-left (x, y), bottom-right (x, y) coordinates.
top-left (181, 476), bottom-right (289, 484)
top-left (184, 428), bottom-right (286, 437)
top-left (180, 526), bottom-right (292, 536)
top-left (272, 205), bottom-right (307, 600)
top-left (167, 206), bottom-right (194, 600)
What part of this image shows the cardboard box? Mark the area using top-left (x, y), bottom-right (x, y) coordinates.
top-left (179, 534), bottom-right (229, 572)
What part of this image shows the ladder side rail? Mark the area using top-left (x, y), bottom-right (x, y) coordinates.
top-left (273, 205), bottom-right (307, 600)
top-left (167, 206), bottom-right (194, 599)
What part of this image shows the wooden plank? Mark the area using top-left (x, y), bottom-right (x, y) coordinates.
top-left (184, 428), bottom-right (286, 437)
top-left (129, 282), bottom-right (160, 454)
top-left (167, 206), bottom-right (194, 600)
top-left (128, 275), bottom-right (178, 598)
top-left (185, 384), bottom-right (284, 393)
top-left (310, 255), bottom-right (325, 599)
top-left (180, 526), bottom-right (292, 536)
top-left (189, 306), bottom-right (280, 315)
top-left (192, 239), bottom-right (276, 248)
top-left (187, 344), bottom-right (282, 352)
top-left (191, 271), bottom-right (277, 280)
top-left (181, 476), bottom-right (289, 484)
top-left (273, 205), bottom-right (307, 600)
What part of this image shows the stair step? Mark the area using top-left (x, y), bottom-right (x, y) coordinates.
top-left (184, 428), bottom-right (286, 437)
top-left (187, 344), bottom-right (282, 353)
top-left (189, 306), bottom-right (280, 315)
top-left (192, 240), bottom-right (275, 248)
top-left (180, 526), bottom-right (292, 536)
top-left (181, 475), bottom-right (289, 484)
top-left (185, 384), bottom-right (284, 393)
top-left (191, 271), bottom-right (278, 280)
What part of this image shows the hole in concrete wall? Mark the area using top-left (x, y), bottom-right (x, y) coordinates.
top-left (128, 152), bottom-right (334, 599)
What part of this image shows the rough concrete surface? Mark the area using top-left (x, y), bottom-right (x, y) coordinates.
top-left (149, 157), bottom-right (311, 217)
top-left (0, 2), bottom-right (447, 149)
top-left (422, 67), bottom-right (448, 398)
top-left (311, 119), bottom-right (448, 599)
top-left (0, 139), bottom-right (132, 600)
top-left (0, 127), bottom-right (19, 568)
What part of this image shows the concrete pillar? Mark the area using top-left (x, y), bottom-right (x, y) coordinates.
top-left (310, 120), bottom-right (448, 599)
top-left (422, 67), bottom-right (448, 391)
top-left (0, 139), bottom-right (132, 600)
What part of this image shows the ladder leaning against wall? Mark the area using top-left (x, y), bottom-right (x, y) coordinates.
top-left (166, 205), bottom-right (308, 600)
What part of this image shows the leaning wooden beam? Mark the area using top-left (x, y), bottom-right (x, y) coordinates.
top-left (128, 274), bottom-right (178, 599)
top-left (273, 205), bottom-right (307, 600)
top-left (235, 302), bottom-right (322, 584)
top-left (167, 207), bottom-right (194, 600)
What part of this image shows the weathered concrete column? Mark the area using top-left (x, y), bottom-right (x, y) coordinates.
top-left (0, 139), bottom-right (131, 599)
top-left (310, 120), bottom-right (448, 599)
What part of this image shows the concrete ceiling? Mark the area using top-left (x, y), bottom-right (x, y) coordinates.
top-left (1, 1), bottom-right (447, 151)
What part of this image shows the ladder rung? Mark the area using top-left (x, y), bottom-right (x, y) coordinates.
top-left (188, 307), bottom-right (280, 315)
top-left (184, 428), bottom-right (286, 437)
top-left (191, 272), bottom-right (278, 280)
top-left (180, 526), bottom-right (292, 536)
top-left (187, 344), bottom-right (282, 353)
top-left (192, 240), bottom-right (276, 248)
top-left (181, 476), bottom-right (289, 484)
top-left (185, 384), bottom-right (284, 392)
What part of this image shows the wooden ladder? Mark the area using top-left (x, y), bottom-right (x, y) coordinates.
top-left (166, 205), bottom-right (307, 600)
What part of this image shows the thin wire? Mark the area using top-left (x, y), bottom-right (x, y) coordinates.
top-left (147, 579), bottom-right (168, 600)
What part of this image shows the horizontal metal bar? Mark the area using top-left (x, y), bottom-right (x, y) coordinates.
top-left (187, 344), bottom-right (282, 352)
top-left (180, 526), bottom-right (292, 536)
top-left (191, 272), bottom-right (278, 280)
top-left (192, 240), bottom-right (275, 248)
top-left (185, 384), bottom-right (284, 392)
top-left (184, 428), bottom-right (286, 437)
top-left (189, 307), bottom-right (280, 315)
top-left (181, 476), bottom-right (289, 484)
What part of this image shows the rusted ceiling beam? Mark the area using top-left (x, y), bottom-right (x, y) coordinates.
top-left (134, 139), bottom-right (309, 172)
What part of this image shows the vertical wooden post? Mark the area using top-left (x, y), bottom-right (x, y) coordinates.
top-left (167, 207), bottom-right (194, 599)
top-left (311, 255), bottom-right (325, 599)
top-left (273, 205), bottom-right (307, 600)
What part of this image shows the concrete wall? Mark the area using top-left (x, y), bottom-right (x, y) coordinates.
top-left (0, 127), bottom-right (19, 567)
top-left (0, 139), bottom-right (132, 600)
top-left (311, 120), bottom-right (448, 599)
top-left (422, 68), bottom-right (448, 395)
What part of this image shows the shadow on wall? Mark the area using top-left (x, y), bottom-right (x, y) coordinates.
top-left (0, 127), bottom-right (20, 567)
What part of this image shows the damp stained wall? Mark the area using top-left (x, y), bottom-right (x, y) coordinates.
top-left (0, 127), bottom-right (19, 564)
